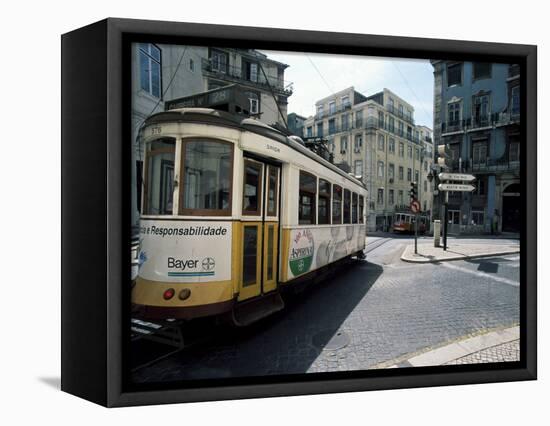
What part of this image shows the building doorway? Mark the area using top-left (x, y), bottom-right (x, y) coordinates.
top-left (502, 183), bottom-right (520, 233)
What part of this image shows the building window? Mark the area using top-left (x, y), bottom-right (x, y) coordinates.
top-left (389, 138), bottom-right (395, 154)
top-left (378, 134), bottom-right (385, 150)
top-left (244, 61), bottom-right (258, 82)
top-left (377, 189), bottom-right (384, 205)
top-left (182, 140), bottom-right (233, 216)
top-left (354, 160), bottom-right (363, 177)
top-left (332, 185), bottom-right (342, 224)
top-left (474, 177), bottom-right (486, 196)
top-left (316, 122), bottom-right (323, 138)
top-left (388, 163), bottom-right (395, 180)
top-left (299, 171), bottom-right (317, 225)
top-left (511, 86), bottom-right (520, 116)
top-left (424, 161), bottom-right (428, 172)
top-left (356, 110), bottom-right (363, 128)
top-left (328, 119), bottom-right (336, 135)
top-left (471, 211), bottom-right (485, 226)
top-left (448, 101), bottom-right (461, 125)
top-left (318, 179), bottom-right (331, 225)
top-left (340, 136), bottom-right (348, 153)
top-left (329, 101), bottom-right (336, 115)
top-left (389, 117), bottom-right (395, 133)
top-left (424, 180), bottom-right (428, 192)
top-left (189, 58), bottom-right (195, 72)
top-left (398, 104), bottom-right (404, 117)
top-left (210, 49), bottom-right (228, 73)
top-left (139, 43), bottom-right (161, 98)
top-left (249, 98), bottom-right (259, 114)
top-left (352, 193), bottom-right (358, 224)
top-left (377, 161), bottom-right (385, 178)
top-left (399, 121), bottom-right (404, 137)
top-left (407, 168), bottom-right (412, 181)
top-left (415, 170), bottom-right (419, 183)
top-left (342, 96), bottom-right (350, 108)
top-left (399, 142), bottom-right (404, 157)
top-left (354, 134), bottom-right (363, 152)
top-left (378, 110), bottom-right (385, 128)
top-left (388, 97), bottom-right (394, 109)
top-left (343, 189), bottom-right (351, 224)
top-left (407, 126), bottom-right (413, 140)
top-left (473, 94), bottom-right (490, 127)
top-left (509, 135), bottom-right (520, 162)
top-left (306, 126), bottom-right (313, 137)
top-left (342, 114), bottom-right (349, 131)
top-left (399, 166), bottom-right (404, 180)
top-left (472, 139), bottom-right (488, 165)
top-left (473, 62), bottom-right (492, 80)
top-left (388, 189), bottom-right (394, 205)
top-left (447, 62), bottom-right (463, 86)
top-left (398, 190), bottom-right (404, 206)
top-left (415, 148), bottom-right (420, 160)
top-left (317, 105), bottom-right (324, 117)
top-left (407, 145), bottom-right (413, 158)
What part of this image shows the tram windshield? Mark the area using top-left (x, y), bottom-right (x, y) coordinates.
top-left (182, 140), bottom-right (232, 214)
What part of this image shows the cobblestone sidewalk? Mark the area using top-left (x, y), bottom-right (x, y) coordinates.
top-left (445, 339), bottom-right (519, 364)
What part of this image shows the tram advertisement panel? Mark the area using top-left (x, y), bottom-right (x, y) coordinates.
top-left (287, 225), bottom-right (366, 280)
top-left (138, 220), bottom-right (232, 283)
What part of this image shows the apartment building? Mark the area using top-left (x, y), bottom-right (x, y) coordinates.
top-left (303, 87), bottom-right (434, 231)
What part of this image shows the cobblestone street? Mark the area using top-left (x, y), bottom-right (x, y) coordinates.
top-left (132, 236), bottom-right (520, 384)
top-left (445, 339), bottom-right (520, 365)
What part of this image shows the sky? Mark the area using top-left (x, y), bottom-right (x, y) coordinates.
top-left (261, 50), bottom-right (435, 129)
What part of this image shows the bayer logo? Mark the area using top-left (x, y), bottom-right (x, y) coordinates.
top-left (202, 257), bottom-right (215, 271)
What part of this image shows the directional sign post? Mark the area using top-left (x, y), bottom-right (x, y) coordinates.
top-left (438, 173), bottom-right (476, 182)
top-left (438, 173), bottom-right (476, 251)
top-left (438, 183), bottom-right (476, 192)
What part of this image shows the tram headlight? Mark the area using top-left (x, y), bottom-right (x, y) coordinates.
top-left (163, 288), bottom-right (175, 300)
top-left (179, 288), bottom-right (191, 301)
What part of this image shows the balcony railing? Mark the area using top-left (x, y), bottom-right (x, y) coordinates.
top-left (364, 116), bottom-right (422, 144)
top-left (447, 157), bottom-right (520, 174)
top-left (314, 102), bottom-right (352, 120)
top-left (201, 58), bottom-right (293, 96)
top-left (386, 104), bottom-right (415, 125)
top-left (442, 112), bottom-right (520, 135)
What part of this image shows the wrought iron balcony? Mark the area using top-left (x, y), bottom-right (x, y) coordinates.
top-left (448, 157), bottom-right (520, 174)
top-left (201, 58), bottom-right (293, 96)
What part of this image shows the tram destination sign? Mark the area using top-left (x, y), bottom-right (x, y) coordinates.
top-left (438, 183), bottom-right (476, 192)
top-left (438, 173), bottom-right (476, 182)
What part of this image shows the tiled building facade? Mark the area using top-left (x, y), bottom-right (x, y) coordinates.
top-left (432, 61), bottom-right (520, 234)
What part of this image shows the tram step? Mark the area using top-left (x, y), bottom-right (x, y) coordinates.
top-left (232, 292), bottom-right (285, 327)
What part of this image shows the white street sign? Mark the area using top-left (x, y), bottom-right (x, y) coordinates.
top-left (438, 173), bottom-right (476, 182)
top-left (438, 183), bottom-right (476, 192)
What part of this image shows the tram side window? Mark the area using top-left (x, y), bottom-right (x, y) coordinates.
top-left (299, 171), bottom-right (317, 225)
top-left (243, 160), bottom-right (263, 215)
top-left (352, 192), bottom-right (358, 224)
top-left (318, 179), bottom-right (331, 225)
top-left (343, 189), bottom-right (351, 224)
top-left (266, 166), bottom-right (278, 216)
top-left (332, 185), bottom-right (342, 224)
top-left (359, 195), bottom-right (364, 224)
top-left (182, 140), bottom-right (233, 215)
top-left (144, 138), bottom-right (175, 215)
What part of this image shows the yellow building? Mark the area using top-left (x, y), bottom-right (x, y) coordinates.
top-left (303, 88), bottom-right (433, 231)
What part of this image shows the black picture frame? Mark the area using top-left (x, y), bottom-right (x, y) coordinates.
top-left (61, 17), bottom-right (537, 407)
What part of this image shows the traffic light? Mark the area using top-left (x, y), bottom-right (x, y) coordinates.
top-left (410, 181), bottom-right (418, 201)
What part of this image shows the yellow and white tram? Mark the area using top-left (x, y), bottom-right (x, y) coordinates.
top-left (132, 108), bottom-right (367, 325)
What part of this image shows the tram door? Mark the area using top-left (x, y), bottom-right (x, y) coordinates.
top-left (239, 158), bottom-right (280, 301)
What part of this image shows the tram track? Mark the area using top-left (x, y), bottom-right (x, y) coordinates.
top-left (364, 237), bottom-right (392, 255)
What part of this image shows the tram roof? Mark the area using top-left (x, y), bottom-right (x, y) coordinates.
top-left (143, 108), bottom-right (366, 189)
